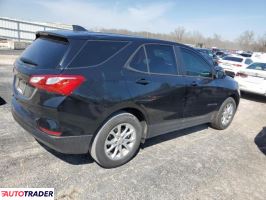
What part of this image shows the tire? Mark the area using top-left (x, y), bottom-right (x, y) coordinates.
top-left (211, 97), bottom-right (236, 130)
top-left (90, 112), bottom-right (142, 168)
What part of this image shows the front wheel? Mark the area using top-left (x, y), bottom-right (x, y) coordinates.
top-left (90, 112), bottom-right (142, 168)
top-left (211, 97), bottom-right (236, 130)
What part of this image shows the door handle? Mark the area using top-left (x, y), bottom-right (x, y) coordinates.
top-left (136, 78), bottom-right (150, 85)
top-left (191, 81), bottom-right (198, 87)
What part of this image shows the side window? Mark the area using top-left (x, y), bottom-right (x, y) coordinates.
top-left (180, 48), bottom-right (212, 78)
top-left (245, 59), bottom-right (253, 65)
top-left (247, 63), bottom-right (266, 71)
top-left (145, 44), bottom-right (178, 75)
top-left (129, 47), bottom-right (148, 72)
top-left (69, 41), bottom-right (128, 68)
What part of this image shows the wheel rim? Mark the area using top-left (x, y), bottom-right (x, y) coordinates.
top-left (104, 123), bottom-right (136, 160)
top-left (221, 103), bottom-right (234, 126)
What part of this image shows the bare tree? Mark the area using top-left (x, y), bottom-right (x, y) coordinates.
top-left (213, 33), bottom-right (221, 42)
top-left (95, 27), bottom-right (265, 52)
top-left (173, 26), bottom-right (186, 42)
top-left (256, 33), bottom-right (266, 52)
top-left (237, 30), bottom-right (255, 50)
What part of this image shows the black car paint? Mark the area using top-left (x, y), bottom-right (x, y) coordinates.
top-left (12, 30), bottom-right (240, 154)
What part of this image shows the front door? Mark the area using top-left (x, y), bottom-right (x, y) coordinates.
top-left (178, 47), bottom-right (220, 124)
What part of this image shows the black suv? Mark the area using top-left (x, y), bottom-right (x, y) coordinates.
top-left (12, 29), bottom-right (240, 168)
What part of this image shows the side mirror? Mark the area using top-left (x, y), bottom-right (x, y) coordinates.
top-left (214, 66), bottom-right (225, 79)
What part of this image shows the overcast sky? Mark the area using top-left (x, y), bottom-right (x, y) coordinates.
top-left (1, 0), bottom-right (266, 41)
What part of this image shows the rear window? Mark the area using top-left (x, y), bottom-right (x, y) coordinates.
top-left (216, 51), bottom-right (224, 56)
top-left (20, 37), bottom-right (68, 68)
top-left (244, 58), bottom-right (253, 65)
top-left (223, 56), bottom-right (243, 63)
top-left (69, 41), bottom-right (128, 68)
top-left (129, 47), bottom-right (148, 72)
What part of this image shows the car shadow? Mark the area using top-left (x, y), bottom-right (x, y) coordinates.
top-left (142, 124), bottom-right (208, 149)
top-left (254, 127), bottom-right (266, 155)
top-left (37, 141), bottom-right (94, 165)
top-left (241, 92), bottom-right (266, 103)
top-left (0, 96), bottom-right (6, 106)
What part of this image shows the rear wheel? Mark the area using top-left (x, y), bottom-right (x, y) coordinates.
top-left (211, 97), bottom-right (236, 130)
top-left (90, 112), bottom-right (142, 168)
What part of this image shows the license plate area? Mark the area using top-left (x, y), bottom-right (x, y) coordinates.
top-left (16, 78), bottom-right (27, 94)
top-left (15, 76), bottom-right (35, 98)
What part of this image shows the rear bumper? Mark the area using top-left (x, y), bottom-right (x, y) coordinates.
top-left (12, 100), bottom-right (92, 154)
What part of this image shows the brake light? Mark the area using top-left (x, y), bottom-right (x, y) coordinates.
top-left (39, 126), bottom-right (62, 136)
top-left (232, 64), bottom-right (242, 67)
top-left (236, 72), bottom-right (248, 78)
top-left (29, 75), bottom-right (85, 96)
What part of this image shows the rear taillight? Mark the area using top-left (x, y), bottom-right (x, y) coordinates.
top-left (232, 64), bottom-right (242, 67)
top-left (236, 72), bottom-right (248, 78)
top-left (29, 75), bottom-right (85, 96)
top-left (39, 126), bottom-right (62, 136)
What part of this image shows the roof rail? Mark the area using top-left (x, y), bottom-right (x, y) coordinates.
top-left (72, 25), bottom-right (87, 31)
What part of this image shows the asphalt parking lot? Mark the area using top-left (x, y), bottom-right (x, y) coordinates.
top-left (1, 60), bottom-right (266, 199)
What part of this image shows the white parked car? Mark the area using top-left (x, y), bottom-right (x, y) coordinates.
top-left (218, 55), bottom-right (253, 77)
top-left (234, 62), bottom-right (266, 96)
top-left (252, 52), bottom-right (266, 62)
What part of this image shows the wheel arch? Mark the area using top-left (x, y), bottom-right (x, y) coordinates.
top-left (89, 105), bottom-right (149, 151)
top-left (230, 93), bottom-right (240, 107)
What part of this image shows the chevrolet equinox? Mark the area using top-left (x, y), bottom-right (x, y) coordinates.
top-left (12, 29), bottom-right (240, 168)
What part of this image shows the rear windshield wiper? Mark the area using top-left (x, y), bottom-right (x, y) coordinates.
top-left (20, 57), bottom-right (38, 66)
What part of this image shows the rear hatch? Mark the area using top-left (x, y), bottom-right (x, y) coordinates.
top-left (219, 56), bottom-right (244, 68)
top-left (13, 33), bottom-right (69, 99)
top-left (12, 32), bottom-right (88, 135)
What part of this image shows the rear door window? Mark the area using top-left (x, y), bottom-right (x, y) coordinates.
top-left (145, 44), bottom-right (178, 75)
top-left (69, 41), bottom-right (128, 67)
top-left (20, 37), bottom-right (68, 69)
top-left (129, 47), bottom-right (148, 72)
top-left (180, 48), bottom-right (212, 78)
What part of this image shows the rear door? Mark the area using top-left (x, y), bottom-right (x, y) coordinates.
top-left (144, 44), bottom-right (186, 137)
top-left (123, 43), bottom-right (186, 137)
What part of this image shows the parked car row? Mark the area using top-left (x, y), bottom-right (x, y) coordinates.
top-left (195, 48), bottom-right (218, 66)
top-left (214, 50), bottom-right (266, 96)
top-left (235, 62), bottom-right (266, 96)
top-left (218, 55), bottom-right (253, 77)
top-left (195, 47), bottom-right (266, 97)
